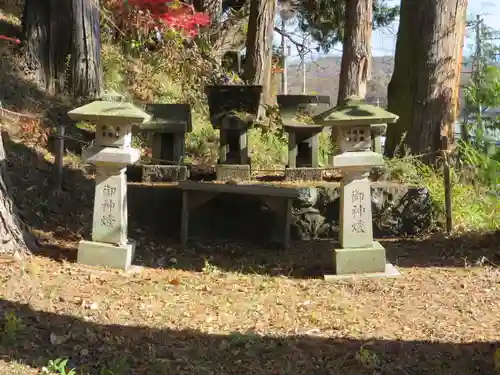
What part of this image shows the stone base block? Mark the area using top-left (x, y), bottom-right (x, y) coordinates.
top-left (77, 239), bottom-right (136, 270)
top-left (142, 165), bottom-right (189, 182)
top-left (324, 263), bottom-right (400, 282)
top-left (332, 241), bottom-right (387, 275)
top-left (216, 164), bottom-right (251, 181)
top-left (285, 168), bottom-right (323, 181)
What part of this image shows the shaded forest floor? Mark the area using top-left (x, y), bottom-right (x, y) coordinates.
top-left (0, 131), bottom-right (499, 375)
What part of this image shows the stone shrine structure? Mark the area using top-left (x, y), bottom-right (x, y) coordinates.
top-left (68, 101), bottom-right (151, 270)
top-left (140, 103), bottom-right (192, 182)
top-left (277, 94), bottom-right (330, 181)
top-left (277, 94), bottom-right (330, 180)
top-left (205, 84), bottom-right (262, 180)
top-left (314, 96), bottom-right (399, 278)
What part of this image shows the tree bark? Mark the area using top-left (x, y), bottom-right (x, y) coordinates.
top-left (50, 0), bottom-right (73, 94)
top-left (336, 0), bottom-right (372, 106)
top-left (384, 0), bottom-right (468, 161)
top-left (22, 0), bottom-right (51, 91)
top-left (71, 0), bottom-right (102, 99)
top-left (0, 131), bottom-right (38, 257)
top-left (243, 0), bottom-right (276, 107)
top-left (22, 0), bottom-right (100, 97)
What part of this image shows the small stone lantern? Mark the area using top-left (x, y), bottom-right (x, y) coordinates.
top-left (68, 101), bottom-right (151, 270)
top-left (205, 84), bottom-right (262, 181)
top-left (140, 103), bottom-right (192, 182)
top-left (313, 96), bottom-right (399, 278)
top-left (277, 94), bottom-right (331, 181)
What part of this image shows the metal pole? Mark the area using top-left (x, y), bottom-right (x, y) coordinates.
top-left (301, 35), bottom-right (306, 94)
top-left (55, 124), bottom-right (65, 190)
top-left (475, 14), bottom-right (484, 146)
top-left (281, 19), bottom-right (288, 95)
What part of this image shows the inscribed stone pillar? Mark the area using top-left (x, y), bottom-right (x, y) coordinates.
top-left (339, 171), bottom-right (373, 248)
top-left (92, 166), bottom-right (128, 244)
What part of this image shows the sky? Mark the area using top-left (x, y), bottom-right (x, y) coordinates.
top-left (280, 0), bottom-right (500, 62)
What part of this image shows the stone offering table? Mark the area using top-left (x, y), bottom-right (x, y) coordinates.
top-left (68, 101), bottom-right (151, 270)
top-left (178, 181), bottom-right (299, 248)
top-left (140, 103), bottom-right (192, 182)
top-left (314, 96), bottom-right (400, 278)
top-left (276, 94), bottom-right (330, 181)
top-left (206, 85), bottom-right (262, 181)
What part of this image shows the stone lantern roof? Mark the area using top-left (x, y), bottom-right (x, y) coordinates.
top-left (68, 100), bottom-right (151, 125)
top-left (313, 96), bottom-right (399, 127)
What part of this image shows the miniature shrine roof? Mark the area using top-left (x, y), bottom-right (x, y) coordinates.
top-left (68, 101), bottom-right (151, 125)
top-left (313, 96), bottom-right (399, 126)
top-left (140, 103), bottom-right (192, 133)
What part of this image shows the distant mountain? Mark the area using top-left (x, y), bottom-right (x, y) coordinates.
top-left (286, 55), bottom-right (474, 110)
top-left (287, 56), bottom-right (394, 107)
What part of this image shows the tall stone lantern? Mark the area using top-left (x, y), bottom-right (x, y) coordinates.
top-left (313, 96), bottom-right (399, 278)
top-left (68, 101), bottom-right (151, 270)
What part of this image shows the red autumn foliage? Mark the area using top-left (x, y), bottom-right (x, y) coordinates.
top-left (124, 0), bottom-right (210, 38)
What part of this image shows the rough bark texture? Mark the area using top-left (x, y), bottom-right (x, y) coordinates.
top-left (384, 0), bottom-right (468, 160)
top-left (243, 0), bottom-right (276, 107)
top-left (49, 0), bottom-right (73, 94)
top-left (336, 0), bottom-right (372, 106)
top-left (22, 0), bottom-right (51, 90)
top-left (71, 0), bottom-right (102, 98)
top-left (22, 0), bottom-right (100, 97)
top-left (0, 131), bottom-right (38, 257)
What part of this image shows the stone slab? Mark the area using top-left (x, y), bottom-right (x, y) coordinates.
top-left (142, 165), bottom-right (189, 182)
top-left (77, 239), bottom-right (136, 270)
top-left (82, 146), bottom-right (140, 165)
top-left (285, 167), bottom-right (323, 181)
top-left (333, 151), bottom-right (384, 168)
top-left (324, 263), bottom-right (400, 282)
top-left (332, 241), bottom-right (387, 275)
top-left (92, 168), bottom-right (128, 244)
top-left (216, 164), bottom-right (251, 181)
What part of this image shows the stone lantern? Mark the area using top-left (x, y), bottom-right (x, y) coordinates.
top-left (276, 94), bottom-right (330, 180)
top-left (205, 84), bottom-right (262, 180)
top-left (140, 103), bottom-right (192, 182)
top-left (313, 96), bottom-right (399, 278)
top-left (68, 101), bottom-right (151, 270)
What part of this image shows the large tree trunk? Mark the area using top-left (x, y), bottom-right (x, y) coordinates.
top-left (243, 0), bottom-right (276, 108)
top-left (22, 0), bottom-right (100, 97)
top-left (337, 0), bottom-right (372, 106)
top-left (22, 0), bottom-right (51, 91)
top-left (71, 0), bottom-right (102, 99)
top-left (0, 131), bottom-right (38, 257)
top-left (49, 0), bottom-right (73, 94)
top-left (384, 0), bottom-right (468, 161)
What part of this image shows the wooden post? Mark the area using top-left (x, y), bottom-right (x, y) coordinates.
top-left (180, 190), bottom-right (189, 247)
top-left (54, 124), bottom-right (65, 190)
top-left (287, 132), bottom-right (297, 168)
top-left (441, 136), bottom-right (452, 234)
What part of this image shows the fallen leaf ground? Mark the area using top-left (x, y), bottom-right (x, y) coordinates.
top-left (0, 239), bottom-right (499, 375)
top-left (2, 133), bottom-right (500, 375)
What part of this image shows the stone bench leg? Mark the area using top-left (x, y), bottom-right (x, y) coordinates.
top-left (260, 196), bottom-right (293, 249)
top-left (180, 191), bottom-right (218, 247)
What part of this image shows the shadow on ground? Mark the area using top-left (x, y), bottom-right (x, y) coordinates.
top-left (0, 298), bottom-right (497, 375)
top-left (3, 132), bottom-right (94, 258)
